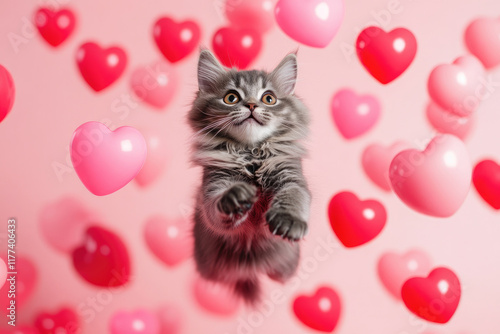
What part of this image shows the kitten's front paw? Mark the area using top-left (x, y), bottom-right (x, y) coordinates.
top-left (266, 210), bottom-right (308, 241)
top-left (217, 183), bottom-right (257, 217)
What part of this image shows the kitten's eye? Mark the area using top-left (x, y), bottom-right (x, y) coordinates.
top-left (223, 92), bottom-right (240, 105)
top-left (261, 92), bottom-right (277, 105)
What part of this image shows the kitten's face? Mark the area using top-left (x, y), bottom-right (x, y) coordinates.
top-left (189, 51), bottom-right (309, 146)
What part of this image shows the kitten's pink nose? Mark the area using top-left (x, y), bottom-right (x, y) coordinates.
top-left (246, 103), bottom-right (256, 112)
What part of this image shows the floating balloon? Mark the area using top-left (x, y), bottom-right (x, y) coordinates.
top-left (402, 267), bottom-right (461, 324)
top-left (0, 64), bottom-right (15, 124)
top-left (34, 307), bottom-right (80, 334)
top-left (193, 277), bottom-right (240, 316)
top-left (389, 134), bottom-right (472, 217)
top-left (356, 26), bottom-right (417, 84)
top-left (328, 191), bottom-right (386, 247)
top-left (134, 130), bottom-right (168, 187)
top-left (473, 159), bottom-right (500, 210)
top-left (426, 101), bottom-right (475, 140)
top-left (131, 61), bottom-right (178, 109)
top-left (427, 55), bottom-right (485, 116)
top-left (76, 42), bottom-right (127, 92)
top-left (153, 17), bottom-right (201, 63)
top-left (212, 26), bottom-right (262, 69)
top-left (110, 309), bottom-right (160, 334)
top-left (331, 88), bottom-right (380, 139)
top-left (70, 121), bottom-right (147, 196)
top-left (464, 17), bottom-right (500, 69)
top-left (72, 226), bottom-right (131, 287)
top-left (275, 0), bottom-right (344, 48)
top-left (293, 286), bottom-right (341, 332)
top-left (157, 305), bottom-right (182, 334)
top-left (0, 257), bottom-right (37, 312)
top-left (34, 7), bottom-right (76, 47)
top-left (225, 0), bottom-right (276, 34)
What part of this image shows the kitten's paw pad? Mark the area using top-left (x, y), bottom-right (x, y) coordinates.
top-left (217, 183), bottom-right (257, 216)
top-left (266, 211), bottom-right (308, 241)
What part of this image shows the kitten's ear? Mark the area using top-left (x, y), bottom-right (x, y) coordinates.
top-left (270, 53), bottom-right (298, 95)
top-left (198, 49), bottom-right (226, 92)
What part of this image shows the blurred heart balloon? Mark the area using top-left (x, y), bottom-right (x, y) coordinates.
top-left (225, 0), bottom-right (276, 34)
top-left (212, 26), bottom-right (262, 69)
top-left (362, 141), bottom-right (411, 191)
top-left (426, 101), bottom-right (475, 140)
top-left (72, 225), bottom-right (131, 287)
top-left (134, 130), bottom-right (168, 187)
top-left (377, 249), bottom-right (432, 300)
top-left (389, 134), bottom-right (472, 217)
top-left (76, 42), bottom-right (127, 92)
top-left (153, 17), bottom-right (201, 63)
top-left (357, 26), bottom-right (417, 84)
top-left (465, 17), bottom-right (500, 69)
top-left (331, 88), bottom-right (380, 139)
top-left (70, 121), bottom-right (147, 196)
top-left (0, 64), bottom-right (15, 124)
top-left (0, 259), bottom-right (6, 290)
top-left (157, 305), bottom-right (182, 334)
top-left (473, 159), bottom-right (500, 210)
top-left (144, 215), bottom-right (192, 267)
top-left (131, 61), bottom-right (178, 109)
top-left (427, 55), bottom-right (485, 116)
top-left (275, 0), bottom-right (344, 48)
top-left (35, 307), bottom-right (80, 334)
top-left (402, 267), bottom-right (461, 324)
top-left (0, 257), bottom-right (37, 312)
top-left (34, 7), bottom-right (76, 47)
top-left (193, 277), bottom-right (240, 316)
top-left (328, 191), bottom-right (386, 247)
top-left (293, 286), bottom-right (341, 332)
top-left (110, 309), bottom-right (160, 334)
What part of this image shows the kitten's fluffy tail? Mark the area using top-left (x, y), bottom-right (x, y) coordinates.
top-left (234, 279), bottom-right (261, 306)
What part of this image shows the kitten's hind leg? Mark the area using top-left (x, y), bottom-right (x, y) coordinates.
top-left (266, 242), bottom-right (300, 283)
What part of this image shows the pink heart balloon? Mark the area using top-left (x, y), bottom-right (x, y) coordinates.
top-left (70, 122), bottom-right (147, 196)
top-left (389, 134), bottom-right (472, 217)
top-left (134, 130), bottom-right (168, 187)
top-left (0, 64), bottom-right (15, 124)
top-left (193, 277), bottom-right (240, 316)
top-left (0, 257), bottom-right (37, 312)
top-left (144, 215), bottom-right (192, 267)
top-left (0, 259), bottom-right (6, 290)
top-left (131, 61), bottom-right (178, 110)
top-left (426, 101), bottom-right (475, 140)
top-left (225, 0), bottom-right (276, 34)
top-left (110, 310), bottom-right (160, 334)
top-left (465, 17), bottom-right (500, 69)
top-left (427, 55), bottom-right (485, 116)
top-left (362, 141), bottom-right (412, 191)
top-left (275, 0), bottom-right (344, 48)
top-left (331, 88), bottom-right (380, 139)
top-left (157, 305), bottom-right (182, 334)
top-left (377, 249), bottom-right (432, 300)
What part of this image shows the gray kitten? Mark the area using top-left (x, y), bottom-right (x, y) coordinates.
top-left (188, 50), bottom-right (311, 305)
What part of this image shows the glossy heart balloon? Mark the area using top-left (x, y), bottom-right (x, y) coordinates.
top-left (0, 259), bottom-right (6, 290)
top-left (110, 309), bottom-right (160, 334)
top-left (193, 277), bottom-right (240, 316)
top-left (428, 55), bottom-right (485, 116)
top-left (293, 286), bottom-right (341, 332)
top-left (275, 0), bottom-right (344, 48)
top-left (144, 215), bottom-right (192, 266)
top-left (76, 42), bottom-right (127, 92)
top-left (34, 307), bottom-right (79, 334)
top-left (212, 26), bottom-right (262, 69)
top-left (328, 191), bottom-right (387, 247)
top-left (34, 7), bottom-right (76, 47)
top-left (0, 257), bottom-right (37, 312)
top-left (72, 225), bottom-right (131, 287)
top-left (153, 17), bottom-right (201, 63)
top-left (389, 134), bottom-right (472, 217)
top-left (225, 0), bottom-right (276, 34)
top-left (473, 159), bottom-right (500, 210)
top-left (331, 88), bottom-right (380, 139)
top-left (377, 249), bottom-right (432, 300)
top-left (157, 305), bottom-right (182, 334)
top-left (362, 141), bottom-right (411, 191)
top-left (70, 121), bottom-right (147, 196)
top-left (131, 61), bottom-right (178, 109)
top-left (402, 267), bottom-right (461, 324)
top-left (356, 26), bottom-right (417, 84)
top-left (0, 64), bottom-right (15, 124)
top-left (134, 130), bottom-right (168, 187)
top-left (465, 17), bottom-right (500, 69)
top-left (426, 101), bottom-right (475, 140)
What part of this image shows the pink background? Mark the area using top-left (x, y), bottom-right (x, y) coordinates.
top-left (1, 0), bottom-right (500, 333)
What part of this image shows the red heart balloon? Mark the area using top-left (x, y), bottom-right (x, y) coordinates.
top-left (0, 256), bottom-right (37, 313)
top-left (153, 17), bottom-right (201, 63)
top-left (473, 159), bottom-right (500, 210)
top-left (328, 191), bottom-right (386, 247)
top-left (402, 267), bottom-right (461, 324)
top-left (72, 225), bottom-right (131, 287)
top-left (76, 42), bottom-right (127, 92)
top-left (293, 286), bottom-right (341, 332)
top-left (34, 7), bottom-right (76, 47)
top-left (0, 64), bottom-right (15, 123)
top-left (34, 307), bottom-right (79, 334)
top-left (356, 26), bottom-right (417, 84)
top-left (212, 26), bottom-right (262, 69)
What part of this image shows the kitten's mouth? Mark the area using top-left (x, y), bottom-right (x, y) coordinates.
top-left (236, 114), bottom-right (263, 126)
